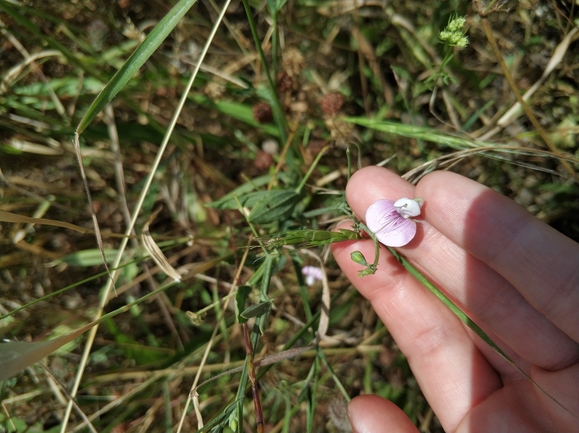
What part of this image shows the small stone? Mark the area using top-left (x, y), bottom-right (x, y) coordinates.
top-left (262, 139), bottom-right (279, 155)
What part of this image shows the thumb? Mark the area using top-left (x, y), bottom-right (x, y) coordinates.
top-left (348, 395), bottom-right (419, 433)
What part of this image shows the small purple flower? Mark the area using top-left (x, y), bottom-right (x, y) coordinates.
top-left (365, 197), bottom-right (424, 247)
top-left (302, 266), bottom-right (324, 286)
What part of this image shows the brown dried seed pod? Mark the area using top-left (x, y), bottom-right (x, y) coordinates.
top-left (282, 48), bottom-right (305, 76)
top-left (252, 102), bottom-right (273, 123)
top-left (254, 150), bottom-right (273, 170)
top-left (320, 92), bottom-right (344, 116)
top-left (277, 71), bottom-right (293, 92)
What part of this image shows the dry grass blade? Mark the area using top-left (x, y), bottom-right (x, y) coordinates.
top-left (482, 27), bottom-right (579, 139)
top-left (5, 138), bottom-right (63, 155)
top-left (72, 133), bottom-right (116, 287)
top-left (478, 10), bottom-right (577, 180)
top-left (0, 18), bottom-right (65, 115)
top-left (179, 231), bottom-right (244, 433)
top-left (141, 206), bottom-right (182, 282)
top-left (193, 345), bottom-right (315, 387)
top-left (0, 210), bottom-right (103, 236)
top-left (402, 146), bottom-right (579, 184)
top-left (37, 363), bottom-right (98, 433)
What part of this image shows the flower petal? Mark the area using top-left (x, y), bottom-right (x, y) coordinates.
top-left (393, 197), bottom-right (423, 218)
top-left (365, 199), bottom-right (418, 247)
top-left (302, 266), bottom-right (324, 285)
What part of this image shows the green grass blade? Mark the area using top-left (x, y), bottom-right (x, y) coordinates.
top-left (241, 0), bottom-right (287, 144)
top-left (343, 117), bottom-right (490, 150)
top-left (76, 0), bottom-right (198, 133)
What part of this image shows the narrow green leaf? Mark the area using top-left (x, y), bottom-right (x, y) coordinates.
top-left (240, 301), bottom-right (272, 321)
top-left (51, 248), bottom-right (118, 266)
top-left (343, 117), bottom-right (487, 150)
top-left (189, 94), bottom-right (280, 137)
top-left (235, 285), bottom-right (252, 324)
top-left (241, 0), bottom-right (287, 143)
top-left (248, 189), bottom-right (301, 224)
top-left (264, 228), bottom-right (361, 249)
top-left (0, 324), bottom-right (91, 382)
top-left (207, 190), bottom-right (272, 210)
top-left (206, 173), bottom-right (291, 209)
top-left (76, 0), bottom-right (198, 133)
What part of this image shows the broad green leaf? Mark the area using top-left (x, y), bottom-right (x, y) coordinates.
top-left (76, 0), bottom-right (198, 133)
top-left (248, 189), bottom-right (301, 224)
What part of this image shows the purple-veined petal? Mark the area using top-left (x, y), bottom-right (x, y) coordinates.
top-left (365, 199), bottom-right (418, 247)
top-left (302, 265), bottom-right (324, 286)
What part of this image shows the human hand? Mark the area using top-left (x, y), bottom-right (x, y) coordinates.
top-left (331, 167), bottom-right (579, 433)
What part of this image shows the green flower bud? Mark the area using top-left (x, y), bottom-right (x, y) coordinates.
top-left (350, 251), bottom-right (369, 266)
top-left (439, 30), bottom-right (452, 42)
top-left (447, 17), bottom-right (466, 32)
top-left (440, 15), bottom-right (469, 48)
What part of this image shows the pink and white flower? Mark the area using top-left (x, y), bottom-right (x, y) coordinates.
top-left (301, 266), bottom-right (324, 286)
top-left (365, 197), bottom-right (424, 247)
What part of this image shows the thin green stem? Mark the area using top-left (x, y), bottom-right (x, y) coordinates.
top-left (241, 0), bottom-right (287, 144)
top-left (292, 256), bottom-right (314, 322)
top-left (317, 347), bottom-right (351, 403)
top-left (271, 11), bottom-right (278, 82)
top-left (295, 145), bottom-right (330, 193)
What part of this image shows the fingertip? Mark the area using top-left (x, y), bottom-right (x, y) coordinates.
top-left (345, 167), bottom-right (415, 220)
top-left (348, 395), bottom-right (419, 433)
top-left (415, 171), bottom-right (478, 214)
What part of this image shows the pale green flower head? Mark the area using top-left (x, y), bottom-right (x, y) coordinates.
top-left (447, 16), bottom-right (466, 32)
top-left (455, 36), bottom-right (469, 48)
top-left (440, 15), bottom-right (469, 48)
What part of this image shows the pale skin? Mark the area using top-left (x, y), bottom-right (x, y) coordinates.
top-left (331, 166), bottom-right (579, 433)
